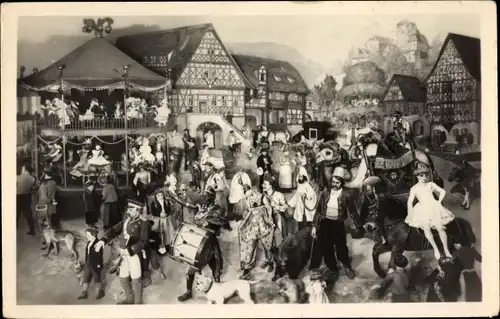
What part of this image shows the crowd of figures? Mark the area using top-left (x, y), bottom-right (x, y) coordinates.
top-left (38, 97), bottom-right (171, 129)
top-left (17, 110), bottom-right (482, 305)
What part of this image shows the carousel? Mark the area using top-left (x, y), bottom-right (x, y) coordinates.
top-left (20, 18), bottom-right (173, 189)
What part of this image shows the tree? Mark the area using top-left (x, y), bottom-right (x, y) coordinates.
top-left (312, 74), bottom-right (338, 115)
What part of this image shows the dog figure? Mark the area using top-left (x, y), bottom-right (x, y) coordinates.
top-left (40, 219), bottom-right (79, 260)
top-left (72, 261), bottom-right (85, 286)
top-left (194, 275), bottom-right (258, 304)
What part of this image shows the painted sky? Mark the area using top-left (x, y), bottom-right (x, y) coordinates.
top-left (18, 15), bottom-right (480, 68)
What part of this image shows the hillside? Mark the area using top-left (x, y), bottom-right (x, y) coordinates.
top-left (226, 42), bottom-right (324, 87)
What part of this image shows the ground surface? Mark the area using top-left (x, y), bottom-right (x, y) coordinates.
top-left (16, 155), bottom-right (481, 305)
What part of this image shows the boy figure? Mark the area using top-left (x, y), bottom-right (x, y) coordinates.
top-left (77, 227), bottom-right (105, 300)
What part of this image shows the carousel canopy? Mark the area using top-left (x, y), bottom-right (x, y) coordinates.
top-left (21, 37), bottom-right (169, 92)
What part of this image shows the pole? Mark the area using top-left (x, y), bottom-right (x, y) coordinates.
top-left (62, 136), bottom-right (67, 187)
top-left (123, 65), bottom-right (129, 187)
top-left (33, 118), bottom-right (39, 181)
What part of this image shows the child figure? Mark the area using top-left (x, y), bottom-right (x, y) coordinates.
top-left (452, 235), bottom-right (482, 301)
top-left (372, 254), bottom-right (411, 302)
top-left (77, 227), bottom-right (105, 300)
top-left (406, 162), bottom-right (455, 260)
top-left (83, 180), bottom-right (100, 227)
top-left (306, 269), bottom-right (329, 304)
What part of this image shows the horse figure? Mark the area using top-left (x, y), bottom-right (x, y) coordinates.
top-left (448, 161), bottom-right (480, 210)
top-left (358, 192), bottom-right (477, 278)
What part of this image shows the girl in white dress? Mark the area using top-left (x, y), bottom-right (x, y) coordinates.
top-left (406, 162), bottom-right (455, 260)
top-left (87, 144), bottom-right (110, 167)
top-left (306, 269), bottom-right (329, 304)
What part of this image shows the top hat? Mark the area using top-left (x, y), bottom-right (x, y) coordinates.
top-left (413, 162), bottom-right (430, 176)
top-left (394, 111), bottom-right (402, 117)
top-left (128, 199), bottom-right (145, 209)
top-left (394, 254), bottom-right (409, 268)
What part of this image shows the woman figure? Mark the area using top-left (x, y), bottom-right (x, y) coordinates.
top-left (82, 180), bottom-right (100, 227)
top-left (71, 139), bottom-right (92, 174)
top-left (114, 102), bottom-right (124, 119)
top-left (87, 144), bottom-right (110, 168)
top-left (229, 167), bottom-right (252, 220)
top-left (406, 162), bottom-right (455, 260)
top-left (278, 151), bottom-right (293, 191)
top-left (149, 189), bottom-right (176, 250)
top-left (203, 130), bottom-right (215, 149)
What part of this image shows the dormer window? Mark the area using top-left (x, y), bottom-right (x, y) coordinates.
top-left (286, 77), bottom-right (295, 83)
top-left (258, 65), bottom-right (267, 84)
top-left (273, 75), bottom-right (281, 82)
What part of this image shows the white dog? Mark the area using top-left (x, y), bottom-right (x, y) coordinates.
top-left (194, 275), bottom-right (258, 304)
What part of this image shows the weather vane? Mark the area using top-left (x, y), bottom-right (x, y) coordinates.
top-left (82, 17), bottom-right (114, 38)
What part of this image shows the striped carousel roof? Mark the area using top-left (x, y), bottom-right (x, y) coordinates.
top-left (21, 37), bottom-right (169, 92)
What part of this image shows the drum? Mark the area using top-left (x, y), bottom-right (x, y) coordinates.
top-left (169, 223), bottom-right (214, 270)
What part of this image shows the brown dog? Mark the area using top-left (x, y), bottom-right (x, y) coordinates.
top-left (40, 219), bottom-right (79, 260)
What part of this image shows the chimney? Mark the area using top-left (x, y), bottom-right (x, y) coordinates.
top-left (20, 66), bottom-right (26, 79)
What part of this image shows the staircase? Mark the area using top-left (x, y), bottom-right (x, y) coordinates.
top-left (186, 113), bottom-right (251, 147)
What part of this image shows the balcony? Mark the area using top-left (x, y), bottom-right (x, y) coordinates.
top-left (38, 114), bottom-right (171, 136)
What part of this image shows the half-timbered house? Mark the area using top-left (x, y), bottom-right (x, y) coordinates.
top-left (382, 74), bottom-right (430, 139)
top-left (115, 23), bottom-right (309, 142)
top-left (425, 33), bottom-right (480, 150)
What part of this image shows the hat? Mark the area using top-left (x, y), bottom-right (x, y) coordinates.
top-left (332, 166), bottom-right (347, 180)
top-left (394, 111), bottom-right (402, 117)
top-left (363, 176), bottom-right (381, 187)
top-left (394, 255), bottom-right (408, 268)
top-left (85, 180), bottom-right (95, 187)
top-left (263, 174), bottom-right (275, 185)
top-left (152, 188), bottom-right (165, 198)
top-left (256, 167), bottom-right (264, 176)
top-left (413, 162), bottom-right (430, 176)
top-left (128, 199), bottom-right (145, 209)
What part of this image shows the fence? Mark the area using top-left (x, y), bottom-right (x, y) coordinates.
top-left (39, 114), bottom-right (169, 130)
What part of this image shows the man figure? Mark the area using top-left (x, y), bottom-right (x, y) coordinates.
top-left (176, 191), bottom-right (225, 302)
top-left (256, 148), bottom-right (273, 190)
top-left (227, 130), bottom-right (239, 154)
top-left (204, 162), bottom-right (230, 226)
top-left (17, 164), bottom-right (36, 235)
top-left (262, 176), bottom-right (288, 246)
top-left (310, 166), bottom-right (356, 279)
top-left (94, 199), bottom-right (149, 304)
top-left (288, 166), bottom-right (317, 231)
top-left (229, 167), bottom-right (252, 220)
top-left (392, 111), bottom-right (411, 149)
top-left (133, 164), bottom-right (151, 203)
top-left (238, 186), bottom-right (275, 278)
top-left (37, 168), bottom-right (58, 247)
top-left (183, 129), bottom-right (198, 171)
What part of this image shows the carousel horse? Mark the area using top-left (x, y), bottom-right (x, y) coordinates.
top-left (79, 108), bottom-right (95, 122)
top-left (448, 161), bottom-right (481, 210)
top-left (357, 190), bottom-right (477, 278)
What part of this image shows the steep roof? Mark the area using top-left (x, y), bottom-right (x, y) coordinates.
top-left (115, 23), bottom-right (253, 88)
top-left (426, 33), bottom-right (481, 82)
top-left (22, 37), bottom-right (169, 91)
top-left (382, 74), bottom-right (426, 102)
top-left (231, 54), bottom-right (309, 94)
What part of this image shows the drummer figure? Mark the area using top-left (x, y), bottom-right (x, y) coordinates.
top-left (176, 188), bottom-right (226, 302)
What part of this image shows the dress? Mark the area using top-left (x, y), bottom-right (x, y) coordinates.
top-left (204, 132), bottom-right (215, 149)
top-left (405, 182), bottom-right (455, 229)
top-left (88, 149), bottom-right (110, 167)
top-left (306, 280), bottom-right (329, 304)
top-left (279, 156), bottom-right (293, 190)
